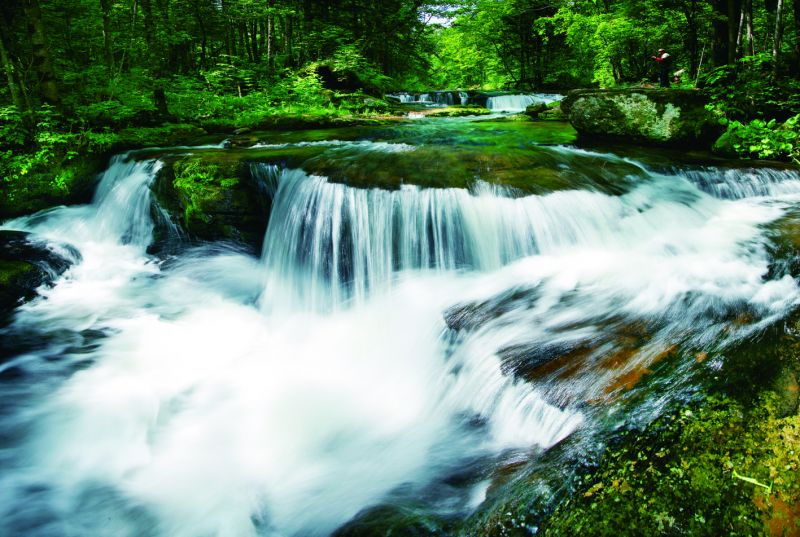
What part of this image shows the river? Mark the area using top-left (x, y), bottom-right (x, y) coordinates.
top-left (1, 111), bottom-right (799, 536)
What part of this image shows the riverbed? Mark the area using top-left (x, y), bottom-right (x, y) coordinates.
top-left (1, 111), bottom-right (799, 536)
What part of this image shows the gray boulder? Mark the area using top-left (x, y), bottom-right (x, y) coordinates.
top-left (561, 89), bottom-right (724, 148)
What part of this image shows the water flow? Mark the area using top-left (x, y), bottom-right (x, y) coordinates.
top-left (1, 147), bottom-right (799, 537)
top-left (486, 93), bottom-right (563, 112)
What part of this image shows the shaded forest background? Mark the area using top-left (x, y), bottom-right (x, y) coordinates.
top-left (3, 0), bottom-right (800, 123)
top-left (1, 0), bottom-right (800, 209)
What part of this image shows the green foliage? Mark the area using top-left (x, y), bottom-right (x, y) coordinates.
top-left (702, 54), bottom-right (800, 120)
top-left (724, 115), bottom-right (800, 163)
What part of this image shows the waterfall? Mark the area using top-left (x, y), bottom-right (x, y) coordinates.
top-left (1, 145), bottom-right (799, 537)
top-left (7, 155), bottom-right (161, 252)
top-left (388, 92), bottom-right (415, 103)
top-left (386, 91), bottom-right (461, 106)
top-left (486, 93), bottom-right (563, 112)
top-left (678, 166), bottom-right (800, 200)
top-left (460, 91), bottom-right (470, 105)
top-left (259, 167), bottom-right (643, 311)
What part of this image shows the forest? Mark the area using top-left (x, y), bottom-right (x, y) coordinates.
top-left (3, 2), bottom-right (800, 537)
top-left (1, 0), bottom-right (799, 193)
top-left (2, 1), bottom-right (800, 136)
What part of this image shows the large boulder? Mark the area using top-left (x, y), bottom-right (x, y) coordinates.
top-left (0, 231), bottom-right (77, 322)
top-left (561, 89), bottom-right (724, 148)
top-left (151, 154), bottom-right (271, 250)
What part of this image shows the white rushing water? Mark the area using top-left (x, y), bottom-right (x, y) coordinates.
top-left (1, 149), bottom-right (800, 536)
top-left (486, 93), bottom-right (563, 112)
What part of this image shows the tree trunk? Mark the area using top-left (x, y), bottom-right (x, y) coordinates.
top-left (286, 15), bottom-right (294, 68)
top-left (793, 0), bottom-right (800, 67)
top-left (195, 2), bottom-right (207, 68)
top-left (773, 0), bottom-right (784, 77)
top-left (267, 1), bottom-right (275, 72)
top-left (0, 20), bottom-right (30, 131)
top-left (712, 0), bottom-right (730, 66)
top-left (683, 0), bottom-right (700, 77)
top-left (735, 3), bottom-right (745, 56)
top-left (745, 0), bottom-right (754, 56)
top-left (140, 0), bottom-right (168, 117)
top-left (23, 0), bottom-right (60, 106)
top-left (727, 0), bottom-right (741, 63)
top-left (99, 0), bottom-right (114, 73)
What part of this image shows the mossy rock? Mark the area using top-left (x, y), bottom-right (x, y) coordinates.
top-left (0, 231), bottom-right (76, 323)
top-left (114, 123), bottom-right (207, 149)
top-left (711, 129), bottom-right (739, 158)
top-left (0, 155), bottom-right (106, 220)
top-left (332, 504), bottom-right (452, 537)
top-left (152, 154), bottom-right (270, 249)
top-left (464, 308), bottom-right (800, 537)
top-left (561, 89), bottom-right (724, 148)
top-left (541, 393), bottom-right (800, 536)
top-left (425, 106), bottom-right (492, 118)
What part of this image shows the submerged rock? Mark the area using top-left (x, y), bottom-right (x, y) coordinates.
top-left (561, 89), bottom-right (724, 148)
top-left (0, 231), bottom-right (76, 321)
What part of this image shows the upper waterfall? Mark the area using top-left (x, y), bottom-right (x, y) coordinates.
top-left (486, 93), bottom-right (563, 112)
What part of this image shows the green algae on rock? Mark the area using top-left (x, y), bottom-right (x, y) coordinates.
top-left (561, 89), bottom-right (724, 148)
top-left (152, 155), bottom-right (270, 248)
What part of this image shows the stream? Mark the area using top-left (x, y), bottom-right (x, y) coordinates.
top-left (1, 110), bottom-right (800, 536)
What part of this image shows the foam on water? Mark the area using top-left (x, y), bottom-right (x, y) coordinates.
top-left (486, 93), bottom-right (563, 112)
top-left (0, 149), bottom-right (799, 536)
top-left (251, 140), bottom-right (417, 153)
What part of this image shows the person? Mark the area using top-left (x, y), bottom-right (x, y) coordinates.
top-left (651, 48), bottom-right (672, 88)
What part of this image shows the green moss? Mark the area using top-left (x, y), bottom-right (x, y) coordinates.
top-left (152, 154), bottom-right (268, 246)
top-left (172, 158), bottom-right (240, 228)
top-left (115, 123), bottom-right (206, 148)
top-left (0, 260), bottom-right (35, 286)
top-left (542, 393), bottom-right (800, 536)
top-left (0, 155), bottom-right (105, 219)
top-left (425, 106), bottom-right (492, 118)
top-left (333, 504), bottom-right (453, 537)
top-left (537, 311), bottom-right (800, 537)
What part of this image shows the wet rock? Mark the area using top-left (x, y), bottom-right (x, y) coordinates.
top-left (444, 287), bottom-right (538, 333)
top-left (524, 103), bottom-right (548, 119)
top-left (152, 154), bottom-right (271, 249)
top-left (0, 231), bottom-right (76, 321)
top-left (561, 89), bottom-right (724, 148)
top-left (332, 505), bottom-right (450, 537)
top-left (497, 342), bottom-right (583, 381)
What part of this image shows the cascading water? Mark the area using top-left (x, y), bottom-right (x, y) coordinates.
top-left (386, 91), bottom-right (460, 107)
top-left (486, 93), bottom-right (563, 112)
top-left (1, 135), bottom-right (800, 536)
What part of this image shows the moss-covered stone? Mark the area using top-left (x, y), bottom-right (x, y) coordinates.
top-left (423, 106), bottom-right (492, 118)
top-left (461, 306), bottom-right (800, 537)
top-left (542, 392), bottom-right (800, 536)
top-left (0, 155), bottom-right (106, 220)
top-left (332, 505), bottom-right (453, 537)
top-left (0, 231), bottom-right (75, 323)
top-left (152, 154), bottom-right (270, 248)
top-left (561, 89), bottom-right (724, 148)
top-left (712, 129), bottom-right (739, 158)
